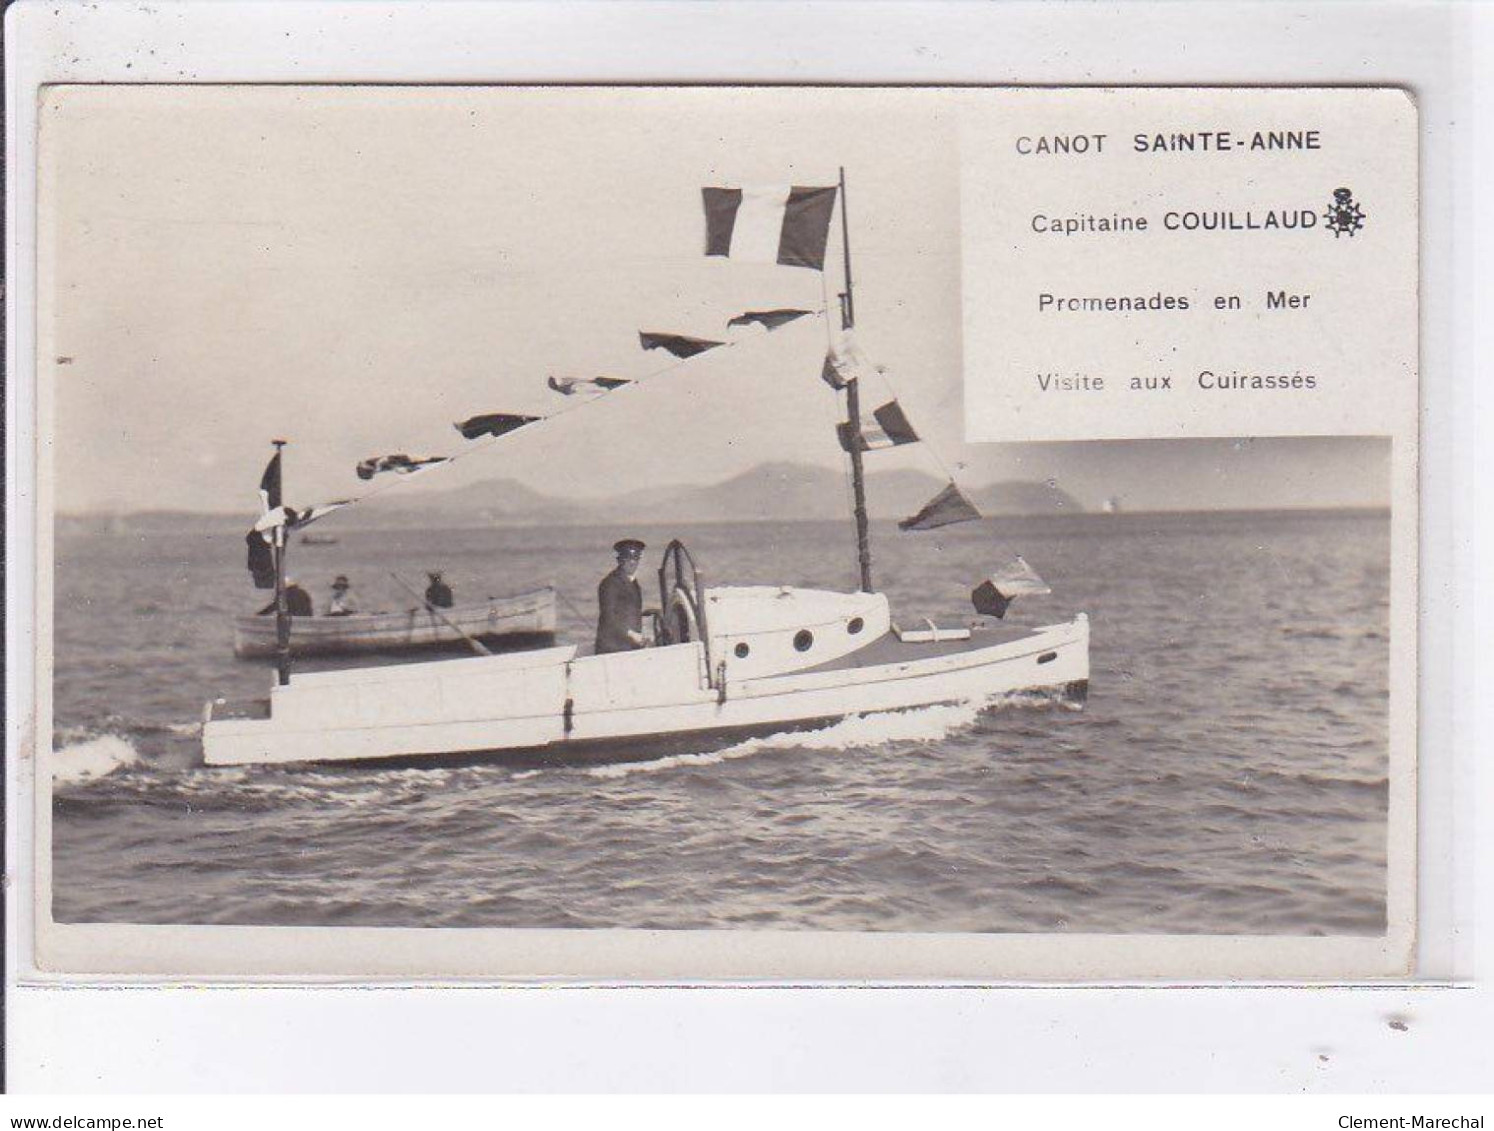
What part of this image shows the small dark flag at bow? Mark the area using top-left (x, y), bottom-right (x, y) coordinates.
top-left (971, 558), bottom-right (1051, 619)
top-left (638, 332), bottom-right (724, 359)
top-left (899, 482), bottom-right (982, 532)
top-left (727, 309), bottom-right (812, 332)
top-left (453, 413), bottom-right (541, 441)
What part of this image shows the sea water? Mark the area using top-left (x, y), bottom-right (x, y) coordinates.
top-left (49, 512), bottom-right (1389, 934)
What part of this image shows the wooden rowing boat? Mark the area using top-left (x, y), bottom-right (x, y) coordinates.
top-left (232, 587), bottom-right (557, 658)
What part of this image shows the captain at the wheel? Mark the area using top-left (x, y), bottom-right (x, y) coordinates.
top-left (595, 538), bottom-right (649, 654)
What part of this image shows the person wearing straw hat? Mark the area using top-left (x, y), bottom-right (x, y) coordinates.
top-left (595, 539), bottom-right (647, 654)
top-left (327, 574), bottom-right (360, 617)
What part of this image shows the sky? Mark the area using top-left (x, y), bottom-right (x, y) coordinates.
top-left (42, 86), bottom-right (1390, 516)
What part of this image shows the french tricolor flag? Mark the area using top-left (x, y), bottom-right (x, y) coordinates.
top-left (703, 185), bottom-right (838, 270)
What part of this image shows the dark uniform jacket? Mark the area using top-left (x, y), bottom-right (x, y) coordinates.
top-left (286, 585), bottom-right (314, 617)
top-left (425, 580), bottom-right (454, 608)
top-left (595, 568), bottom-right (643, 654)
top-left (258, 585), bottom-right (314, 617)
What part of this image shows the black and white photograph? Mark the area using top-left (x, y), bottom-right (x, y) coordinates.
top-left (32, 85), bottom-right (1415, 977)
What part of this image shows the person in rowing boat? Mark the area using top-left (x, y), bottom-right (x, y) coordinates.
top-left (595, 538), bottom-right (647, 654)
top-left (327, 574), bottom-right (360, 617)
top-left (256, 579), bottom-right (313, 617)
top-left (424, 571), bottom-right (454, 609)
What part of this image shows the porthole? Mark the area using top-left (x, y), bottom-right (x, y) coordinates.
top-left (847, 617), bottom-right (865, 635)
top-left (793, 629), bottom-right (814, 652)
top-left (734, 642), bottom-right (750, 659)
top-left (1037, 651), bottom-right (1058, 665)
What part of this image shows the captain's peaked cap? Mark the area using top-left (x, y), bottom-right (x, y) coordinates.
top-left (612, 538), bottom-right (646, 558)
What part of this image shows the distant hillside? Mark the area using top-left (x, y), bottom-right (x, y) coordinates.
top-left (603, 463), bottom-right (951, 523)
top-left (58, 462), bottom-right (1085, 532)
top-left (374, 463), bottom-right (1082, 524)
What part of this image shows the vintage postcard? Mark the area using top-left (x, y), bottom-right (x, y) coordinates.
top-left (24, 85), bottom-right (1416, 979)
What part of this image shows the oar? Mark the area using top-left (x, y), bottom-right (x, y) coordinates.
top-left (388, 571), bottom-right (493, 657)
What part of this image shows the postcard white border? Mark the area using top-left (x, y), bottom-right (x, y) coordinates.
top-left (5, 0), bottom-right (1488, 1091)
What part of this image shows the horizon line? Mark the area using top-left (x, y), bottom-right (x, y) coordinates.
top-left (56, 504), bottom-right (1394, 526)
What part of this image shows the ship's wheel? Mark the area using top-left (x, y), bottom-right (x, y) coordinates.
top-left (657, 539), bottom-right (707, 646)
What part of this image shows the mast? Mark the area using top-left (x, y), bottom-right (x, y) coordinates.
top-left (271, 439), bottom-right (292, 686)
top-left (838, 167), bottom-right (874, 593)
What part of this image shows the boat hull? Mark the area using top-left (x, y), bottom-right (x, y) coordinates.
top-left (231, 587), bottom-right (557, 658)
top-left (304, 687), bottom-right (1087, 771)
top-left (203, 614), bottom-right (1089, 767)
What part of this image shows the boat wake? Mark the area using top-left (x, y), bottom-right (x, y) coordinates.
top-left (52, 734), bottom-right (142, 785)
top-left (585, 700), bottom-right (987, 780)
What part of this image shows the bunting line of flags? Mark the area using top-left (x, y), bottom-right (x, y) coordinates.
top-left (244, 177), bottom-right (1000, 596)
top-left (814, 328), bottom-right (985, 530)
top-left (330, 299), bottom-right (814, 513)
top-left (348, 300), bottom-right (818, 502)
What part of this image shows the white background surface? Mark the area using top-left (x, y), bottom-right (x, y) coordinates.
top-left (960, 88), bottom-right (1418, 442)
top-left (5, 0), bottom-right (1488, 1092)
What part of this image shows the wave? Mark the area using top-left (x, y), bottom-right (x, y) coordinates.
top-left (1247, 768), bottom-right (1390, 796)
top-left (1280, 625), bottom-right (1345, 641)
top-left (52, 734), bottom-right (141, 785)
top-left (586, 700), bottom-right (986, 780)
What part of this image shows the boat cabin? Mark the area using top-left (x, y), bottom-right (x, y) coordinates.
top-left (649, 539), bottom-right (888, 682)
